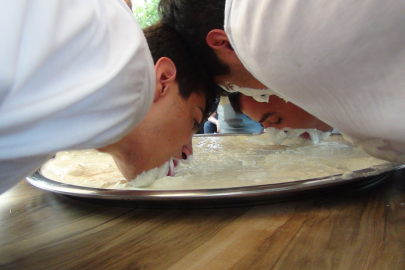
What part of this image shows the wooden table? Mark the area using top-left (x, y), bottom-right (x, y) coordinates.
top-left (1, 169), bottom-right (405, 270)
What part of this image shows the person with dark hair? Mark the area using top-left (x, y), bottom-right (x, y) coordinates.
top-left (159, 0), bottom-right (229, 78)
top-left (141, 22), bottom-right (218, 121)
top-left (99, 22), bottom-right (219, 180)
top-left (228, 93), bottom-right (330, 134)
top-left (158, 0), bottom-right (332, 135)
top-left (0, 0), bottom-right (218, 193)
top-left (159, 0), bottom-right (405, 163)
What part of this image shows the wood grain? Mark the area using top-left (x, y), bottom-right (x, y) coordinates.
top-left (0, 169), bottom-right (404, 270)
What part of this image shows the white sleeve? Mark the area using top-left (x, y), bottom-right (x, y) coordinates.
top-left (0, 0), bottom-right (155, 192)
top-left (225, 0), bottom-right (405, 163)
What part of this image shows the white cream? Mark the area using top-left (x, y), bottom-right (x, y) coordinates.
top-left (41, 136), bottom-right (389, 190)
top-left (180, 154), bottom-right (193, 164)
top-left (342, 134), bottom-right (405, 164)
top-left (40, 151), bottom-right (177, 189)
top-left (129, 158), bottom-right (174, 188)
top-left (263, 127), bottom-right (331, 145)
top-left (149, 135), bottom-right (388, 189)
top-left (219, 83), bottom-right (288, 103)
top-left (40, 150), bottom-right (128, 189)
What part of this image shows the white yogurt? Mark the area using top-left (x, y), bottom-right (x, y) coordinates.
top-left (129, 158), bottom-right (174, 188)
top-left (264, 127), bottom-right (331, 145)
top-left (41, 136), bottom-right (388, 190)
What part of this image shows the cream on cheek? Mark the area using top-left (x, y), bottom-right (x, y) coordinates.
top-left (244, 101), bottom-right (331, 143)
top-left (265, 127), bottom-right (331, 145)
top-left (219, 83), bottom-right (288, 103)
top-left (129, 157), bottom-right (175, 187)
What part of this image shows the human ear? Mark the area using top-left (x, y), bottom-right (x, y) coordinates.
top-left (153, 57), bottom-right (177, 102)
top-left (206, 29), bottom-right (232, 51)
top-left (206, 30), bottom-right (239, 65)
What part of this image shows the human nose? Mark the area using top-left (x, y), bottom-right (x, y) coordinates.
top-left (181, 140), bottom-right (193, 159)
top-left (262, 122), bottom-right (271, 129)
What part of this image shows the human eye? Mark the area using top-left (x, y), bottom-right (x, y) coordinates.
top-left (192, 119), bottom-right (200, 131)
top-left (193, 107), bottom-right (205, 131)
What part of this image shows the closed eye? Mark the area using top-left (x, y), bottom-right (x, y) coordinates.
top-left (192, 119), bottom-right (200, 131)
top-left (192, 106), bottom-right (205, 131)
top-left (270, 115), bottom-right (282, 124)
top-left (259, 112), bottom-right (282, 125)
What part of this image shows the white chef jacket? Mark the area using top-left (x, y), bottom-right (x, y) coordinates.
top-left (224, 0), bottom-right (405, 163)
top-left (0, 0), bottom-right (155, 193)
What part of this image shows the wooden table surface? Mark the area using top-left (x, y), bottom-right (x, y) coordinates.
top-left (1, 169), bottom-right (405, 270)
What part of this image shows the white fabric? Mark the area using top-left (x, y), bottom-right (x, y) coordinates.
top-left (225, 0), bottom-right (405, 163)
top-left (0, 0), bottom-right (155, 193)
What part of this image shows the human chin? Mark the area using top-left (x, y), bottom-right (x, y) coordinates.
top-left (129, 158), bottom-right (175, 188)
top-left (290, 108), bottom-right (333, 133)
top-left (307, 117), bottom-right (333, 133)
top-left (128, 150), bottom-right (180, 186)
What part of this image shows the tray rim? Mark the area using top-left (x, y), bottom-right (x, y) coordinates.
top-left (26, 133), bottom-right (405, 207)
top-left (26, 163), bottom-right (405, 202)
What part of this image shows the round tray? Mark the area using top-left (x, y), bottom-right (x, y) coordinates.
top-left (26, 162), bottom-right (404, 209)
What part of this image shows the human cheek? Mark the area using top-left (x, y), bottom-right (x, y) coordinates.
top-left (263, 120), bottom-right (294, 130)
top-left (170, 129), bottom-right (193, 160)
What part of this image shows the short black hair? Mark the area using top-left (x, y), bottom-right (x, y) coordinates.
top-left (158, 0), bottom-right (229, 77)
top-left (143, 22), bottom-right (219, 120)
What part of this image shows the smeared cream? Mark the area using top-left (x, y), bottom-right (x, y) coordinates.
top-left (342, 134), bottom-right (405, 164)
top-left (129, 157), bottom-right (174, 188)
top-left (130, 155), bottom-right (194, 188)
top-left (219, 83), bottom-right (288, 103)
top-left (129, 155), bottom-right (196, 187)
top-left (180, 154), bottom-right (193, 164)
top-left (41, 136), bottom-right (389, 191)
top-left (262, 127), bottom-right (331, 145)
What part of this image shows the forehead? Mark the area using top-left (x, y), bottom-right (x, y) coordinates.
top-left (240, 94), bottom-right (300, 121)
top-left (239, 95), bottom-right (272, 119)
top-left (186, 91), bottom-right (206, 109)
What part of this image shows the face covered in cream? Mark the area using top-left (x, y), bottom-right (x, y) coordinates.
top-left (221, 83), bottom-right (333, 144)
top-left (98, 57), bottom-right (205, 184)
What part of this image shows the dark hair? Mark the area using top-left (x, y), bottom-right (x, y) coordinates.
top-left (158, 0), bottom-right (230, 77)
top-left (228, 92), bottom-right (243, 114)
top-left (143, 22), bottom-right (219, 120)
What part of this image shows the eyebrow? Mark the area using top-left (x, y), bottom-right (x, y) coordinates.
top-left (258, 112), bottom-right (274, 123)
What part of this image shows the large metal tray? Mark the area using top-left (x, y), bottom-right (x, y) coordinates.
top-left (26, 134), bottom-right (405, 208)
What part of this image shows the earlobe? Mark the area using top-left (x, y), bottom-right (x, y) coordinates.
top-left (154, 57), bottom-right (177, 101)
